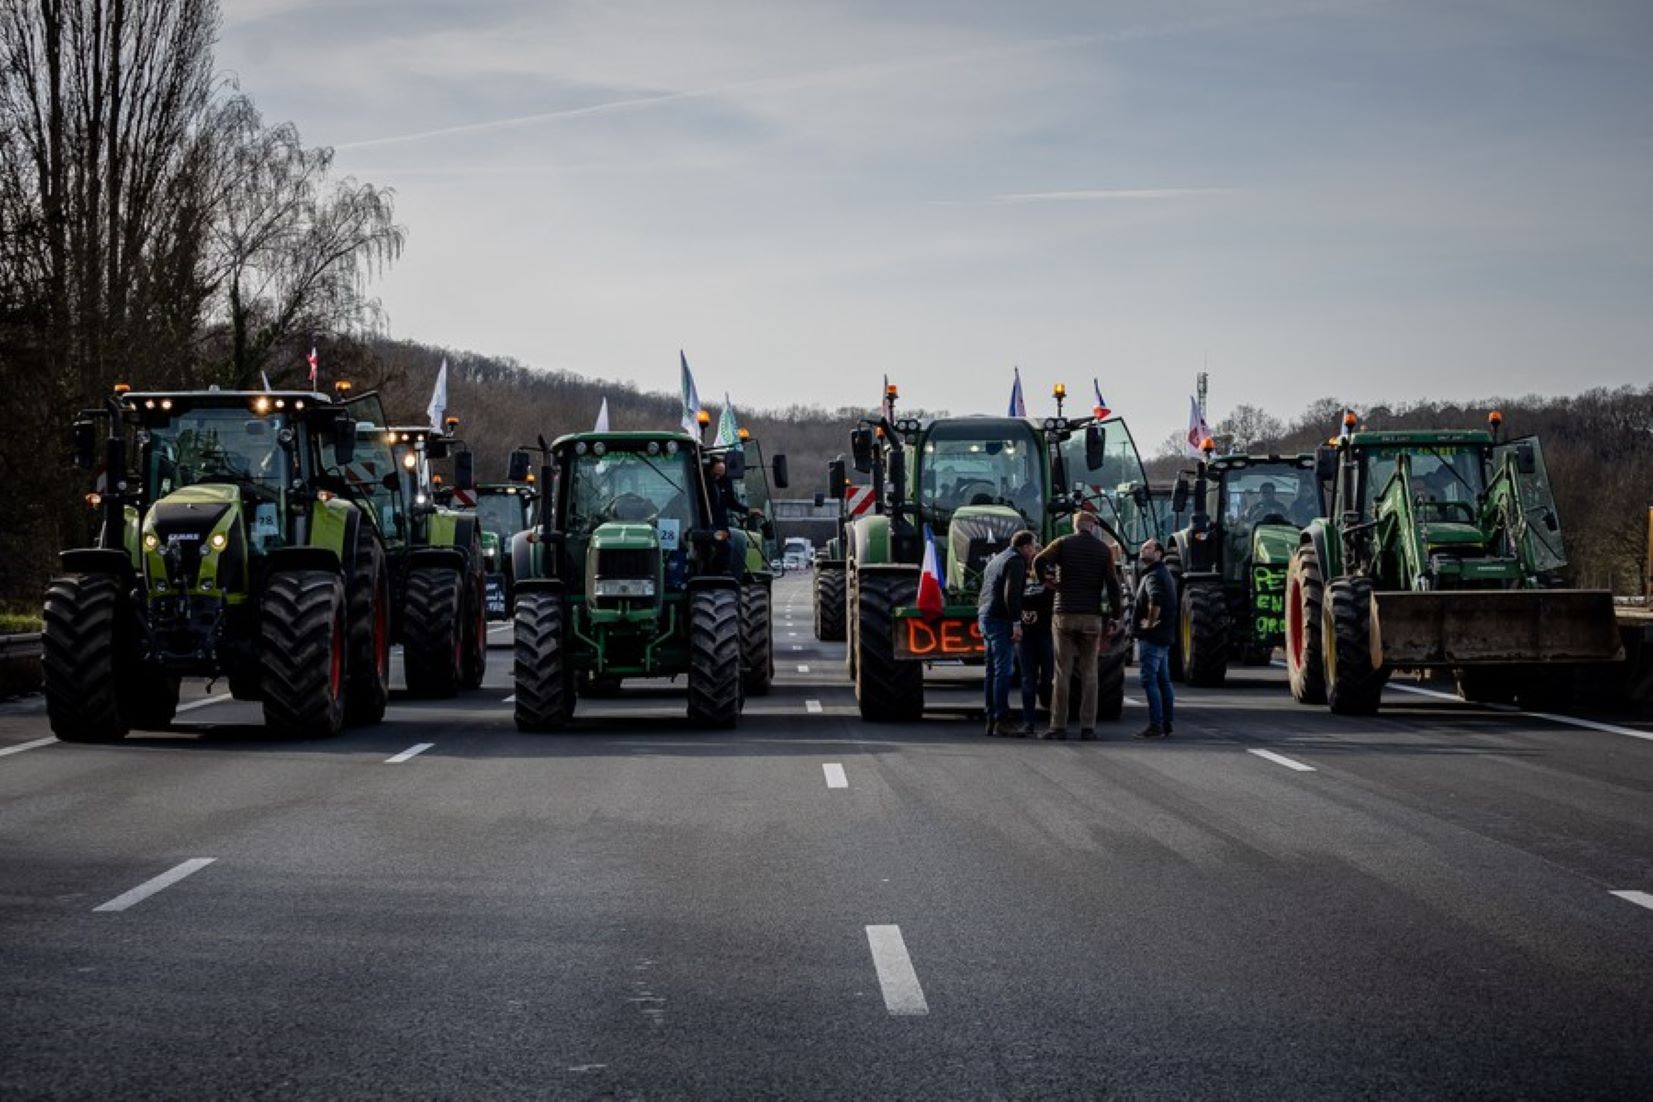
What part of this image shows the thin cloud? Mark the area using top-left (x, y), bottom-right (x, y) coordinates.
top-left (989, 188), bottom-right (1232, 203)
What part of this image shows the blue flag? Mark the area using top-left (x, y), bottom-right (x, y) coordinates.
top-left (1008, 367), bottom-right (1026, 418)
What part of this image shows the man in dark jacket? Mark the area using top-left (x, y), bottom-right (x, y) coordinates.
top-left (1031, 510), bottom-right (1123, 740)
top-left (1018, 559), bottom-right (1056, 736)
top-left (1134, 538), bottom-right (1177, 738)
top-left (706, 457), bottom-right (750, 578)
top-left (977, 530), bottom-right (1037, 737)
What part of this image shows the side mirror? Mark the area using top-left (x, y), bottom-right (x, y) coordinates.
top-left (887, 446), bottom-right (906, 497)
top-left (1171, 476), bottom-right (1190, 515)
top-left (454, 449), bottom-right (476, 491)
top-left (771, 454), bottom-right (789, 490)
top-left (72, 419), bottom-right (98, 469)
top-left (333, 415), bottom-right (357, 464)
top-left (722, 449), bottom-right (747, 481)
top-left (1515, 442), bottom-right (1537, 476)
top-left (382, 472), bottom-right (399, 491)
top-left (1084, 424), bottom-right (1107, 471)
top-left (426, 437), bottom-right (451, 460)
top-left (813, 492), bottom-right (826, 507)
top-left (1051, 452), bottom-right (1070, 498)
top-left (828, 458), bottom-right (848, 502)
top-left (1132, 486), bottom-right (1149, 507)
top-left (507, 448), bottom-right (531, 483)
top-left (1315, 445), bottom-right (1338, 483)
top-left (850, 428), bottom-right (874, 473)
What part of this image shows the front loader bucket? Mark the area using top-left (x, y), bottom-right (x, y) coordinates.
top-left (1370, 589), bottom-right (1624, 668)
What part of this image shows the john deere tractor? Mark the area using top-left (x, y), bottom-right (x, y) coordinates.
top-left (43, 385), bottom-right (392, 740)
top-left (709, 431), bottom-right (790, 696)
top-left (1163, 451), bottom-right (1322, 685)
top-left (340, 402), bottom-right (488, 696)
top-left (508, 430), bottom-right (747, 730)
top-left (1284, 415), bottom-right (1622, 713)
top-left (811, 456), bottom-right (855, 643)
top-left (842, 386), bottom-right (1135, 722)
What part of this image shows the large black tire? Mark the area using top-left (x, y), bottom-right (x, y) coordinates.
top-left (403, 566), bottom-right (463, 697)
top-left (260, 570), bottom-right (348, 737)
top-left (853, 571), bottom-right (923, 722)
top-left (814, 568), bottom-right (846, 642)
top-left (1285, 545), bottom-right (1327, 705)
top-left (514, 591), bottom-right (573, 731)
top-left (124, 674), bottom-right (180, 731)
top-left (688, 587), bottom-right (743, 728)
top-left (1162, 547), bottom-right (1185, 681)
top-left (461, 534), bottom-right (488, 691)
top-left (43, 573), bottom-right (128, 742)
top-left (1325, 577), bottom-right (1387, 715)
top-left (1096, 644), bottom-right (1126, 721)
top-left (740, 582), bottom-right (774, 696)
top-left (1179, 579), bottom-right (1231, 687)
top-left (345, 536), bottom-right (390, 726)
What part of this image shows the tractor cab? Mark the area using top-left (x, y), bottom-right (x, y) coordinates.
top-left (707, 430), bottom-right (790, 577)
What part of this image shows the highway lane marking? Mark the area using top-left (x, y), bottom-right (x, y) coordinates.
top-left (175, 692), bottom-right (234, 714)
top-left (865, 925), bottom-right (929, 1016)
top-left (488, 624), bottom-right (512, 634)
top-left (799, 665), bottom-right (811, 673)
top-left (0, 737), bottom-right (57, 759)
top-left (385, 743), bottom-right (435, 763)
top-left (93, 858), bottom-right (216, 912)
top-left (1610, 890), bottom-right (1653, 912)
top-left (1248, 748), bottom-right (1317, 773)
top-left (823, 763), bottom-right (848, 788)
top-left (792, 645), bottom-right (804, 651)
top-left (503, 693), bottom-right (516, 703)
top-left (806, 699), bottom-right (823, 714)
top-left (1388, 683), bottom-right (1653, 742)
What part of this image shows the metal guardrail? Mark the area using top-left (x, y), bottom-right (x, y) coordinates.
top-left (1, 633), bottom-right (43, 659)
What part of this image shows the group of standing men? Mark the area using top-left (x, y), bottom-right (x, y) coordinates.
top-left (977, 513), bottom-right (1178, 740)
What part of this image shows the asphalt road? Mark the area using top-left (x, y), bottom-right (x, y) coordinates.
top-left (2, 572), bottom-right (1650, 1099)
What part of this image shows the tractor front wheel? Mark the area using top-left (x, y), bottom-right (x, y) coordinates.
top-left (345, 535), bottom-right (390, 726)
top-left (740, 582), bottom-right (774, 696)
top-left (1179, 579), bottom-right (1231, 687)
top-left (853, 571), bottom-right (923, 722)
top-left (43, 573), bottom-right (129, 742)
top-left (814, 567), bottom-right (846, 642)
top-left (688, 587), bottom-right (743, 728)
top-left (1285, 546), bottom-right (1327, 704)
top-left (403, 566), bottom-right (463, 697)
top-left (1325, 576), bottom-right (1387, 715)
top-left (514, 591), bottom-right (573, 731)
top-left (260, 570), bottom-right (348, 737)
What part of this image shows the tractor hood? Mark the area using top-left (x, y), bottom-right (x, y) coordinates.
top-left (1249, 522), bottom-right (1299, 566)
top-left (585, 521), bottom-right (665, 612)
top-left (947, 505), bottom-right (1023, 592)
top-left (1422, 522), bottom-right (1489, 548)
top-left (589, 521), bottom-right (660, 553)
top-left (141, 482), bottom-right (247, 599)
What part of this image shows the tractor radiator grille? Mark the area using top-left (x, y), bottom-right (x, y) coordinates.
top-left (595, 547), bottom-right (658, 580)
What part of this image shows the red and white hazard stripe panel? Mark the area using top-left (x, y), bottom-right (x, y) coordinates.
top-left (452, 488), bottom-right (477, 508)
top-left (844, 485), bottom-right (876, 516)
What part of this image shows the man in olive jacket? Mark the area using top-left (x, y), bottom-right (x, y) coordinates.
top-left (1031, 510), bottom-right (1122, 739)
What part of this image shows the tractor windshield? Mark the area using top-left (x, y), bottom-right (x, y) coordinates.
top-left (476, 490), bottom-right (530, 546)
top-left (344, 427), bottom-right (407, 541)
top-left (566, 447), bottom-right (699, 536)
top-left (145, 407), bottom-right (292, 499)
top-left (1363, 445), bottom-right (1486, 516)
top-left (917, 421), bottom-right (1044, 526)
top-left (1218, 463), bottom-right (1320, 527)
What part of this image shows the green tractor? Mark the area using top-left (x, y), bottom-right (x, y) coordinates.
top-left (810, 458), bottom-right (860, 643)
top-left (339, 403), bottom-right (489, 697)
top-left (712, 430), bottom-right (790, 696)
top-left (44, 385), bottom-right (392, 740)
top-left (1163, 451), bottom-right (1323, 685)
top-left (1284, 415), bottom-right (1623, 713)
top-left (473, 478), bottom-right (538, 621)
top-left (842, 388), bottom-right (1132, 722)
top-left (508, 429), bottom-right (750, 730)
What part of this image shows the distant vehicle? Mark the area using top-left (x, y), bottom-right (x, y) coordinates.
top-left (783, 537), bottom-right (813, 571)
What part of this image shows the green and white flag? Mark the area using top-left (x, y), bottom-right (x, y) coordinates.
top-left (679, 350), bottom-right (701, 436)
top-left (714, 393), bottom-right (740, 447)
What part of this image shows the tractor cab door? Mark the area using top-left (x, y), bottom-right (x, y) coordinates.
top-left (1493, 436), bottom-right (1566, 572)
top-left (1074, 417), bottom-right (1158, 553)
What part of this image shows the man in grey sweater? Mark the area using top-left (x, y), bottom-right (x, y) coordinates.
top-left (1031, 511), bottom-right (1123, 740)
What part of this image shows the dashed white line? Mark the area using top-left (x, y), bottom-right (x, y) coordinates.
top-left (798, 665), bottom-right (811, 673)
top-left (823, 763), bottom-right (848, 788)
top-left (385, 742), bottom-right (435, 764)
top-left (93, 858), bottom-right (216, 912)
top-left (503, 693), bottom-right (517, 703)
top-left (805, 699), bottom-right (823, 714)
top-left (1610, 890), bottom-right (1653, 912)
top-left (865, 925), bottom-right (928, 1016)
top-left (175, 692), bottom-right (234, 714)
top-left (1247, 748), bottom-right (1317, 773)
top-left (791, 645), bottom-right (804, 651)
top-left (0, 737), bottom-right (56, 759)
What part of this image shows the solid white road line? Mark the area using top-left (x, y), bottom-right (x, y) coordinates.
top-left (1248, 748), bottom-right (1317, 773)
top-left (488, 624), bottom-right (513, 634)
top-left (1389, 683), bottom-right (1652, 740)
top-left (865, 925), bottom-right (929, 1016)
top-left (805, 699), bottom-right (823, 714)
top-left (0, 737), bottom-right (57, 759)
top-left (175, 692), bottom-right (234, 714)
top-left (385, 743), bottom-right (435, 764)
top-left (1610, 890), bottom-right (1653, 912)
top-left (823, 763), bottom-right (848, 788)
top-left (503, 693), bottom-right (517, 703)
top-left (93, 858), bottom-right (216, 912)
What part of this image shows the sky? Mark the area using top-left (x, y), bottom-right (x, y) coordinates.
top-left (216, 0), bottom-right (1653, 445)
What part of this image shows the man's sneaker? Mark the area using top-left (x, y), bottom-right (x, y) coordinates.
top-left (1133, 724), bottom-right (1163, 740)
top-left (1040, 729), bottom-right (1068, 741)
top-left (1163, 722), bottom-right (1174, 737)
top-left (984, 716), bottom-right (999, 737)
top-left (1078, 729), bottom-right (1097, 741)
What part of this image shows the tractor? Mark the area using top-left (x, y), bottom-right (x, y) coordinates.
top-left (1284, 413), bottom-right (1623, 713)
top-left (708, 429), bottom-right (790, 696)
top-left (1163, 450), bottom-right (1323, 685)
top-left (474, 478), bottom-right (538, 621)
top-left (507, 429), bottom-right (749, 730)
top-left (811, 457), bottom-right (857, 643)
top-left (43, 385), bottom-right (391, 740)
top-left (842, 384), bottom-right (1136, 722)
top-left (338, 401), bottom-right (489, 697)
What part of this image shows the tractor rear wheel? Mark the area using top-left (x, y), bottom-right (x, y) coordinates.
top-left (514, 591), bottom-right (573, 731)
top-left (1285, 546), bottom-right (1327, 704)
top-left (1162, 547), bottom-right (1186, 680)
top-left (854, 571), bottom-right (923, 722)
top-left (1325, 577), bottom-right (1387, 715)
top-left (814, 568), bottom-right (846, 642)
top-left (1179, 579), bottom-right (1231, 687)
top-left (43, 573), bottom-right (128, 742)
top-left (403, 566), bottom-right (463, 697)
top-left (345, 536), bottom-right (390, 726)
top-left (688, 587), bottom-right (743, 728)
top-left (1096, 643), bottom-right (1127, 721)
top-left (260, 570), bottom-right (348, 737)
top-left (740, 582), bottom-right (774, 696)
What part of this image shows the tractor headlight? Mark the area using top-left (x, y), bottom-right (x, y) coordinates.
top-left (592, 578), bottom-right (655, 598)
top-left (209, 532), bottom-right (228, 551)
top-left (143, 532), bottom-right (160, 551)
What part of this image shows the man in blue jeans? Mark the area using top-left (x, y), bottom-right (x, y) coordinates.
top-left (977, 530), bottom-right (1038, 737)
top-left (1134, 538), bottom-right (1177, 738)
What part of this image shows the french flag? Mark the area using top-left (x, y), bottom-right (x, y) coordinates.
top-left (916, 524), bottom-right (944, 620)
top-left (1093, 378), bottom-right (1111, 420)
top-left (1008, 367), bottom-right (1026, 418)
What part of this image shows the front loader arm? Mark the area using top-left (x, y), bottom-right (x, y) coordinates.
top-left (1370, 457), bottom-right (1429, 590)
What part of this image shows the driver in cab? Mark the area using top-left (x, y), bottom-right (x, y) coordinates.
top-left (1244, 481), bottom-right (1285, 523)
top-left (707, 457), bottom-right (753, 577)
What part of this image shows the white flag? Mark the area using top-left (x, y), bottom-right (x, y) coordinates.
top-left (426, 359), bottom-right (448, 430)
top-left (594, 397), bottom-right (610, 432)
top-left (679, 350), bottom-right (701, 436)
top-left (1185, 396), bottom-right (1213, 460)
top-left (714, 393), bottom-right (740, 447)
top-left (260, 370), bottom-right (272, 392)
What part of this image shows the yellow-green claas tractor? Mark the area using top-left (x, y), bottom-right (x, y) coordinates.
top-left (44, 385), bottom-right (393, 740)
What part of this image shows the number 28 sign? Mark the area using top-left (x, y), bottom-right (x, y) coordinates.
top-left (894, 616), bottom-right (986, 659)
